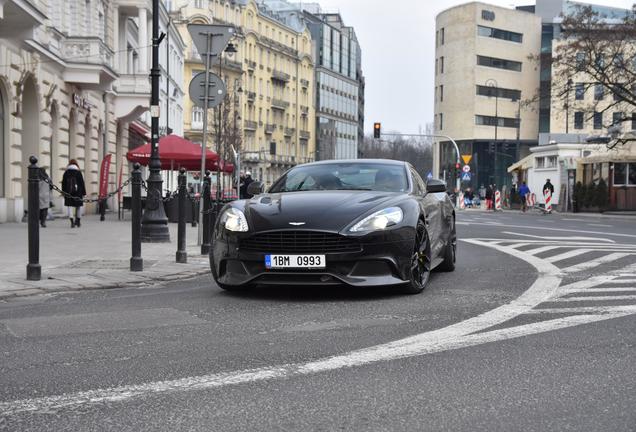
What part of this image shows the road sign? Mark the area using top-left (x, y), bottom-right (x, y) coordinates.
top-left (189, 72), bottom-right (227, 109)
top-left (462, 154), bottom-right (472, 165)
top-left (187, 24), bottom-right (235, 61)
top-left (462, 165), bottom-right (471, 173)
top-left (426, 172), bottom-right (433, 180)
top-left (461, 172), bottom-right (471, 182)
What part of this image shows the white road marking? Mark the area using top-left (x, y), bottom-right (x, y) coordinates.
top-left (557, 295), bottom-right (636, 302)
top-left (524, 246), bottom-right (562, 256)
top-left (587, 223), bottom-right (613, 227)
top-left (2, 238), bottom-right (635, 416)
top-left (562, 253), bottom-right (631, 273)
top-left (547, 249), bottom-right (594, 263)
top-left (528, 305), bottom-right (636, 314)
top-left (567, 287), bottom-right (636, 293)
top-left (501, 231), bottom-right (615, 243)
top-left (464, 222), bottom-right (636, 239)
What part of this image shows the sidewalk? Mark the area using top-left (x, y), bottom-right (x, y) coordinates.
top-left (0, 214), bottom-right (211, 300)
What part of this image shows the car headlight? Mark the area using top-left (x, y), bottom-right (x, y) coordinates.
top-left (350, 207), bottom-right (403, 232)
top-left (220, 207), bottom-right (249, 232)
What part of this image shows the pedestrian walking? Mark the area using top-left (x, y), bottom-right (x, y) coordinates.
top-left (485, 184), bottom-right (494, 211)
top-left (518, 181), bottom-right (530, 212)
top-left (543, 178), bottom-right (554, 195)
top-left (240, 171), bottom-right (254, 199)
top-left (61, 159), bottom-right (86, 228)
top-left (38, 168), bottom-right (52, 227)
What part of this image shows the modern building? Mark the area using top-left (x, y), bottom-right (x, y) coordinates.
top-left (174, 0), bottom-right (316, 187)
top-left (0, 0), bottom-right (185, 223)
top-left (433, 2), bottom-right (542, 191)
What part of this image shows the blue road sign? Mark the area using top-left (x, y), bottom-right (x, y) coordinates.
top-left (461, 172), bottom-right (472, 182)
top-left (426, 172), bottom-right (433, 180)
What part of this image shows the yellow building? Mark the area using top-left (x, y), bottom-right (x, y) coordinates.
top-left (175, 0), bottom-right (315, 187)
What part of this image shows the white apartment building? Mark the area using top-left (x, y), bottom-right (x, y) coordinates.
top-left (0, 0), bottom-right (185, 222)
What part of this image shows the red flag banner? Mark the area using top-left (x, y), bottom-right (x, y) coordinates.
top-left (99, 154), bottom-right (112, 199)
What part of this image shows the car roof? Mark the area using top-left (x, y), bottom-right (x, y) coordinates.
top-left (298, 159), bottom-right (407, 167)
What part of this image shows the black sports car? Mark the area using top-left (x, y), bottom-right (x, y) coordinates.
top-left (210, 159), bottom-right (456, 294)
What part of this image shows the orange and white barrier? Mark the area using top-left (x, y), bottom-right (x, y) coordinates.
top-left (494, 190), bottom-right (502, 211)
top-left (459, 193), bottom-right (465, 209)
top-left (544, 189), bottom-right (552, 213)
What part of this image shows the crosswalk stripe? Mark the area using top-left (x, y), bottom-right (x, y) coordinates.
top-left (570, 288), bottom-right (636, 293)
top-left (524, 245), bottom-right (561, 255)
top-left (548, 249), bottom-right (594, 263)
top-left (528, 305), bottom-right (636, 314)
top-left (562, 253), bottom-right (631, 273)
top-left (557, 295), bottom-right (636, 302)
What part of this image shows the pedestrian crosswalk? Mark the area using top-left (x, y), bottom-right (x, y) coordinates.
top-left (462, 237), bottom-right (636, 329)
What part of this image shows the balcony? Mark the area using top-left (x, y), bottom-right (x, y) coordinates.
top-left (114, 74), bottom-right (151, 122)
top-left (271, 69), bottom-right (290, 83)
top-left (245, 59), bottom-right (257, 70)
top-left (299, 130), bottom-right (310, 140)
top-left (61, 37), bottom-right (117, 88)
top-left (284, 127), bottom-right (295, 137)
top-left (300, 78), bottom-right (309, 88)
top-left (246, 91), bottom-right (256, 102)
top-left (300, 105), bottom-right (309, 116)
top-left (271, 98), bottom-right (289, 110)
top-left (265, 124), bottom-right (276, 134)
top-left (244, 120), bottom-right (257, 131)
top-left (224, 58), bottom-right (243, 72)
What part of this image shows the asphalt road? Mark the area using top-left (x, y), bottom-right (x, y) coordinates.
top-left (1, 211), bottom-right (635, 431)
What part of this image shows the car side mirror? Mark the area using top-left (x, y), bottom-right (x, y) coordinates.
top-left (247, 181), bottom-right (264, 196)
top-left (426, 179), bottom-right (447, 193)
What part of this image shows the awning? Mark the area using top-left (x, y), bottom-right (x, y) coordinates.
top-left (507, 154), bottom-right (534, 173)
top-left (126, 134), bottom-right (220, 171)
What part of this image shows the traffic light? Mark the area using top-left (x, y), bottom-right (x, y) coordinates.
top-left (373, 122), bottom-right (381, 139)
top-left (455, 162), bottom-right (461, 170)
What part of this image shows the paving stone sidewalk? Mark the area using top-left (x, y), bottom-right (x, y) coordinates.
top-left (0, 214), bottom-right (211, 300)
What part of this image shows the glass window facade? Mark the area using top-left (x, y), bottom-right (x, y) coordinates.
top-left (477, 55), bottom-right (522, 72)
top-left (477, 25), bottom-right (523, 43)
top-left (475, 85), bottom-right (521, 101)
top-left (475, 115), bottom-right (518, 128)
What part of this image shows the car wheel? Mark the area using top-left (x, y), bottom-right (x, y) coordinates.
top-left (402, 220), bottom-right (431, 294)
top-left (438, 216), bottom-right (456, 272)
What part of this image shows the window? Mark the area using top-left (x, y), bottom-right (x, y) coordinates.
top-left (476, 85), bottom-right (521, 101)
top-left (477, 55), bottom-right (522, 72)
top-left (475, 115), bottom-right (518, 128)
top-left (574, 112), bottom-right (584, 129)
top-left (191, 107), bottom-right (203, 129)
top-left (576, 52), bottom-right (587, 71)
top-left (594, 83), bottom-right (604, 100)
top-left (440, 56), bottom-right (444, 74)
top-left (593, 111), bottom-right (603, 129)
top-left (612, 163), bottom-right (636, 185)
top-left (536, 157), bottom-right (545, 169)
top-left (477, 25), bottom-right (523, 43)
top-left (435, 58), bottom-right (438, 75)
top-left (632, 113), bottom-right (636, 130)
top-left (595, 54), bottom-right (604, 68)
top-left (613, 112), bottom-right (624, 128)
top-left (439, 113), bottom-right (443, 130)
top-left (546, 156), bottom-right (557, 168)
top-left (440, 27), bottom-right (445, 45)
top-left (575, 83), bottom-right (585, 100)
top-left (194, 0), bottom-right (202, 8)
top-left (439, 85), bottom-right (444, 102)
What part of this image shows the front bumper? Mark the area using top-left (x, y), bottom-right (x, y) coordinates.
top-left (210, 227), bottom-right (415, 287)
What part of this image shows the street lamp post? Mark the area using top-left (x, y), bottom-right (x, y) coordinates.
top-left (141, 0), bottom-right (170, 242)
top-left (486, 78), bottom-right (499, 187)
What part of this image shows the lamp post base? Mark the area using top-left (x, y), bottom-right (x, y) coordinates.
top-left (141, 222), bottom-right (171, 243)
top-left (26, 263), bottom-right (41, 281)
top-left (176, 251), bottom-right (187, 263)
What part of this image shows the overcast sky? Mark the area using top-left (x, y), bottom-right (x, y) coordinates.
top-left (313, 0), bottom-right (634, 135)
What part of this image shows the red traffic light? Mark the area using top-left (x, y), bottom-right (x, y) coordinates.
top-left (455, 163), bottom-right (461, 169)
top-left (373, 122), bottom-right (381, 138)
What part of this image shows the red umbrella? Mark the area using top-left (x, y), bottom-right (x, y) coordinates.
top-left (126, 134), bottom-right (219, 171)
top-left (211, 160), bottom-right (235, 174)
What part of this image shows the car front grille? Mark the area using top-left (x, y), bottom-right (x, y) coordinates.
top-left (239, 231), bottom-right (361, 254)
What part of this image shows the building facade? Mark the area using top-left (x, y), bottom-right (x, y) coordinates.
top-left (433, 2), bottom-right (542, 190)
top-left (174, 0), bottom-right (316, 188)
top-left (0, 0), bottom-right (185, 222)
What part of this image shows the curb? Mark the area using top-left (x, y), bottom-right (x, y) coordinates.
top-left (0, 268), bottom-right (211, 301)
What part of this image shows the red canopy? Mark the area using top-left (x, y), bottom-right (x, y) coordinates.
top-left (126, 134), bottom-right (220, 171)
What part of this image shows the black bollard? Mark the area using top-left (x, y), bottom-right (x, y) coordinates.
top-left (130, 163), bottom-right (143, 271)
top-left (99, 198), bottom-right (106, 221)
top-left (176, 168), bottom-right (187, 263)
top-left (201, 170), bottom-right (212, 255)
top-left (26, 156), bottom-right (41, 281)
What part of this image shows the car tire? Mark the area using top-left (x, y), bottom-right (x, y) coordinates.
top-left (438, 216), bottom-right (456, 272)
top-left (401, 220), bottom-right (432, 294)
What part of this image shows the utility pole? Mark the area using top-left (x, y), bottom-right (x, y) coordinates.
top-left (141, 0), bottom-right (170, 242)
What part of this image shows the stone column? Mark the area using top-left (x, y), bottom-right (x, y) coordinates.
top-left (113, 6), bottom-right (119, 71)
top-left (137, 7), bottom-right (148, 72)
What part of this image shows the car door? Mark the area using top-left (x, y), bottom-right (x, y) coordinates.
top-left (409, 167), bottom-right (444, 259)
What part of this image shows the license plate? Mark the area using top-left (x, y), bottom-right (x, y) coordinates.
top-left (265, 254), bottom-right (326, 269)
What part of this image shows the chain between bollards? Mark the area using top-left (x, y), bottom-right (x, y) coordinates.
top-left (130, 163), bottom-right (143, 271)
top-left (26, 156), bottom-right (41, 281)
top-left (201, 171), bottom-right (212, 255)
top-left (176, 168), bottom-right (187, 263)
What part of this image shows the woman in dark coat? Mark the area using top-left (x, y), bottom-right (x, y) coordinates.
top-left (61, 159), bottom-right (86, 228)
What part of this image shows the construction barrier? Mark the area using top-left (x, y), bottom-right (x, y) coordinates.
top-left (494, 190), bottom-right (502, 211)
top-left (526, 193), bottom-right (536, 208)
top-left (544, 189), bottom-right (552, 213)
top-left (459, 193), bottom-right (465, 210)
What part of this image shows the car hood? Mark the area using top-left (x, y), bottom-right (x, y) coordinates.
top-left (242, 190), bottom-right (402, 233)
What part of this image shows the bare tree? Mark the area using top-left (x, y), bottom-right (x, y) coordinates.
top-left (359, 134), bottom-right (433, 176)
top-left (535, 4), bottom-right (636, 148)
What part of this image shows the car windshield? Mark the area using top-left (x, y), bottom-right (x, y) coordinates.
top-left (269, 162), bottom-right (409, 193)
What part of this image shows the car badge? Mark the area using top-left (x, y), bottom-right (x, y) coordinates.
top-left (289, 222), bottom-right (306, 226)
